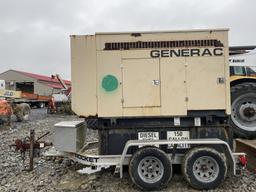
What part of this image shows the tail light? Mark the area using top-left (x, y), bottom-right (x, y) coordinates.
top-left (239, 155), bottom-right (248, 167)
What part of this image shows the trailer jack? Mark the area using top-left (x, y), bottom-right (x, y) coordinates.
top-left (10, 129), bottom-right (52, 171)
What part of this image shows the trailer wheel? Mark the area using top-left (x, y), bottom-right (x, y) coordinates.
top-left (182, 147), bottom-right (227, 190)
top-left (129, 147), bottom-right (172, 191)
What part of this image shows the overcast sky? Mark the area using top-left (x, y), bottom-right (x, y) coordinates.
top-left (0, 0), bottom-right (255, 80)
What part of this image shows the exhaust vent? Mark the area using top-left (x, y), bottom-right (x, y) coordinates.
top-left (104, 39), bottom-right (224, 50)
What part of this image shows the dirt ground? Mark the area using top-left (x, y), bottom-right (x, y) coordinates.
top-left (0, 109), bottom-right (256, 192)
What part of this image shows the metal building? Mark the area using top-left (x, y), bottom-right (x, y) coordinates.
top-left (0, 69), bottom-right (71, 96)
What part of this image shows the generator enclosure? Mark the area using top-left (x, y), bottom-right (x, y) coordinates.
top-left (71, 29), bottom-right (230, 118)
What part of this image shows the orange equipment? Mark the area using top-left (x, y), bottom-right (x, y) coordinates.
top-left (0, 99), bottom-right (12, 116)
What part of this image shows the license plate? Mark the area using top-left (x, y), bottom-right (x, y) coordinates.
top-left (167, 131), bottom-right (190, 149)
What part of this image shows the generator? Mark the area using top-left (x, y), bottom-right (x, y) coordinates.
top-left (71, 29), bottom-right (231, 153)
top-left (47, 29), bottom-right (246, 191)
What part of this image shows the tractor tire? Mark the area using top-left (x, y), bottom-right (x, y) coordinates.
top-left (231, 82), bottom-right (256, 138)
top-left (129, 146), bottom-right (172, 191)
top-left (182, 147), bottom-right (227, 190)
top-left (15, 103), bottom-right (31, 122)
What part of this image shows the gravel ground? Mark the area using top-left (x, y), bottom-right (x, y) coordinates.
top-left (0, 109), bottom-right (256, 192)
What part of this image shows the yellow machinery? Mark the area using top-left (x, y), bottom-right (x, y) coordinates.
top-left (0, 89), bottom-right (22, 99)
top-left (0, 87), bottom-right (30, 123)
top-left (229, 46), bottom-right (256, 138)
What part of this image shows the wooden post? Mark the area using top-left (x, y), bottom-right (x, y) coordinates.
top-left (28, 129), bottom-right (35, 171)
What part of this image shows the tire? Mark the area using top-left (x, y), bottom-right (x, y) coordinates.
top-left (22, 103), bottom-right (31, 121)
top-left (230, 82), bottom-right (256, 138)
top-left (14, 103), bottom-right (31, 122)
top-left (182, 147), bottom-right (227, 190)
top-left (129, 146), bottom-right (172, 191)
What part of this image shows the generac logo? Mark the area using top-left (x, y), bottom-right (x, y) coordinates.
top-left (150, 48), bottom-right (224, 58)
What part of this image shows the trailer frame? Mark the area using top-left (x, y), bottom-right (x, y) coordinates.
top-left (45, 138), bottom-right (246, 178)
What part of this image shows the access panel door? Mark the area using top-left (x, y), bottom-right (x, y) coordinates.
top-left (186, 56), bottom-right (226, 110)
top-left (160, 57), bottom-right (187, 116)
top-left (122, 58), bottom-right (160, 108)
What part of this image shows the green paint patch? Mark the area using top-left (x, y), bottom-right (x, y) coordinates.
top-left (102, 75), bottom-right (118, 92)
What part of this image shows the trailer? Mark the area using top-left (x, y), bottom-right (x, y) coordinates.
top-left (46, 29), bottom-right (246, 190)
top-left (0, 88), bottom-right (51, 108)
top-left (0, 88), bottom-right (51, 124)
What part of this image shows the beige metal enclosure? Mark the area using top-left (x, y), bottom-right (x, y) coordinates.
top-left (71, 29), bottom-right (230, 117)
